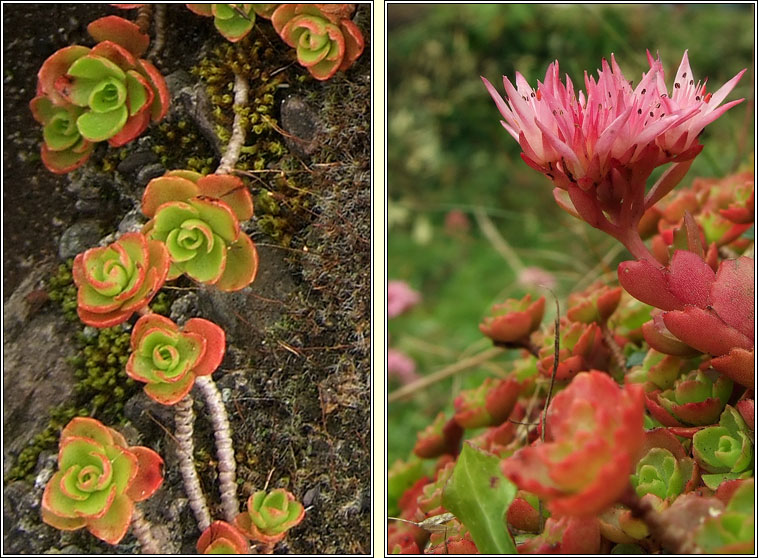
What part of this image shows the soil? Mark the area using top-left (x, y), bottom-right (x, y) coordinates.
top-left (3, 4), bottom-right (370, 555)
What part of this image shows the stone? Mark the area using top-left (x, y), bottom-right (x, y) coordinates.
top-left (58, 220), bottom-right (101, 260)
top-left (280, 95), bottom-right (323, 159)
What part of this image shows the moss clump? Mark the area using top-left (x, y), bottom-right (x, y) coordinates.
top-left (6, 262), bottom-right (182, 483)
top-left (151, 118), bottom-right (216, 174)
top-left (190, 29), bottom-right (287, 172)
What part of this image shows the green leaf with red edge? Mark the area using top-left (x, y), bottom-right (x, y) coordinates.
top-left (197, 174), bottom-right (254, 221)
top-left (214, 233), bottom-right (258, 292)
top-left (197, 521), bottom-right (251, 554)
top-left (86, 492), bottom-right (134, 544)
top-left (87, 16), bottom-right (149, 58)
top-left (183, 318), bottom-right (226, 376)
top-left (142, 176), bottom-right (200, 218)
top-left (442, 442), bottom-right (518, 554)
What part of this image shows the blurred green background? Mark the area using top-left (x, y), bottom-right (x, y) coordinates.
top-left (386, 4), bottom-right (754, 467)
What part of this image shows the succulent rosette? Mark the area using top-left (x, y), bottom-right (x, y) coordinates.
top-left (630, 428), bottom-right (699, 503)
top-left (692, 405), bottom-right (753, 489)
top-left (29, 95), bottom-right (95, 174)
top-left (72, 232), bottom-right (170, 328)
top-left (416, 461), bottom-right (454, 517)
top-left (479, 294), bottom-right (545, 345)
top-left (501, 371), bottom-right (645, 517)
top-left (516, 516), bottom-right (601, 554)
top-left (127, 314), bottom-right (226, 405)
top-left (197, 520), bottom-right (251, 554)
top-left (566, 282), bottom-right (622, 324)
top-left (536, 320), bottom-right (610, 380)
top-left (186, 4), bottom-right (276, 42)
top-left (234, 488), bottom-right (305, 544)
top-left (452, 376), bottom-right (524, 429)
top-left (625, 349), bottom-right (686, 392)
top-left (413, 412), bottom-right (463, 459)
top-left (426, 519), bottom-right (478, 554)
top-left (695, 478), bottom-right (754, 553)
top-left (33, 16), bottom-right (168, 153)
top-left (620, 251), bottom-right (754, 388)
top-left (142, 170), bottom-right (258, 292)
top-left (41, 417), bottom-right (164, 544)
top-left (271, 4), bottom-right (364, 80)
top-left (645, 368), bottom-right (732, 427)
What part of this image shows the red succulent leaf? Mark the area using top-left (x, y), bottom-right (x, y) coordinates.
top-left (618, 259), bottom-right (683, 311)
top-left (36, 45), bottom-right (90, 105)
top-left (197, 174), bottom-right (254, 221)
top-left (89, 40), bottom-right (137, 71)
top-left (479, 294), bottom-right (545, 344)
top-left (507, 495), bottom-right (541, 533)
top-left (125, 446), bottom-right (164, 502)
top-left (338, 19), bottom-right (365, 71)
top-left (710, 257), bottom-right (754, 339)
top-left (711, 348), bottom-right (755, 390)
top-left (186, 4), bottom-right (213, 17)
top-left (413, 414), bottom-right (463, 459)
top-left (183, 318), bottom-right (226, 376)
top-left (87, 15), bottom-right (149, 58)
top-left (197, 521), bottom-right (251, 554)
top-left (641, 312), bottom-right (699, 356)
top-left (663, 306), bottom-right (753, 357)
top-left (734, 399), bottom-right (754, 431)
top-left (138, 58), bottom-right (170, 122)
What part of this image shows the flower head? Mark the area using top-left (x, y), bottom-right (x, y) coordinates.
top-left (72, 232), bottom-right (170, 327)
top-left (41, 417), bottom-right (163, 544)
top-left (483, 52), bottom-right (744, 255)
top-left (501, 371), bottom-right (644, 517)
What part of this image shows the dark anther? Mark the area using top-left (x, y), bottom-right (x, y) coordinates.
top-left (637, 108), bottom-right (642, 114)
top-left (531, 91), bottom-right (535, 98)
top-left (696, 96), bottom-right (701, 101)
top-left (641, 88), bottom-right (646, 94)
top-left (674, 83), bottom-right (680, 89)
top-left (649, 111), bottom-right (654, 117)
top-left (690, 79), bottom-right (694, 85)
top-left (682, 72), bottom-right (687, 78)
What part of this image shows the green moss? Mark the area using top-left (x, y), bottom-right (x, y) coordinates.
top-left (151, 119), bottom-right (216, 174)
top-left (5, 262), bottom-right (182, 483)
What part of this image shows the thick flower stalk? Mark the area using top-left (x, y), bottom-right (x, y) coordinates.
top-left (271, 4), bottom-right (364, 80)
top-left (141, 170), bottom-right (258, 292)
top-left (483, 51), bottom-right (744, 262)
top-left (127, 314), bottom-right (226, 405)
top-left (196, 520), bottom-right (251, 554)
top-left (234, 488), bottom-right (305, 547)
top-left (41, 417), bottom-right (164, 545)
top-left (501, 371), bottom-right (644, 517)
top-left (31, 15), bottom-right (169, 173)
top-left (72, 232), bottom-right (170, 328)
